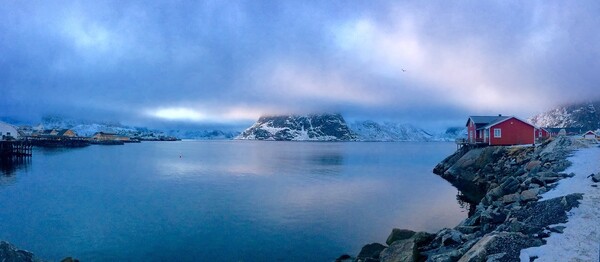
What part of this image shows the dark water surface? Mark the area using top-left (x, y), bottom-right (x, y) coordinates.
top-left (0, 141), bottom-right (465, 261)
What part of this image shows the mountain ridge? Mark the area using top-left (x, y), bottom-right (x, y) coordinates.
top-left (236, 113), bottom-right (357, 141)
top-left (530, 101), bottom-right (600, 131)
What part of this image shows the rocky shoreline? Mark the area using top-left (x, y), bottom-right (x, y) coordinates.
top-left (344, 136), bottom-right (592, 262)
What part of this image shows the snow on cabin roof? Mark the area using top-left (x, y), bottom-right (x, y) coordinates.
top-left (466, 116), bottom-right (510, 127)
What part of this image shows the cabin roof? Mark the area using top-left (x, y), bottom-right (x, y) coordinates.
top-left (466, 115), bottom-right (509, 127)
top-left (55, 129), bottom-right (73, 136)
top-left (481, 116), bottom-right (535, 129)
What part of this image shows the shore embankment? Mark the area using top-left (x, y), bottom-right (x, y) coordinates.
top-left (347, 136), bottom-right (598, 262)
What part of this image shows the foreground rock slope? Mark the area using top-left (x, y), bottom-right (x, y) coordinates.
top-left (348, 137), bottom-right (583, 262)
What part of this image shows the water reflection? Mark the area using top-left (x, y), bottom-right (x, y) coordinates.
top-left (0, 141), bottom-right (466, 261)
top-left (156, 141), bottom-right (346, 179)
top-left (0, 157), bottom-right (31, 179)
top-left (310, 153), bottom-right (344, 166)
top-left (456, 191), bottom-right (477, 217)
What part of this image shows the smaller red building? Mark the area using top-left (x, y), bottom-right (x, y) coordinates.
top-left (466, 115), bottom-right (536, 146)
top-left (535, 127), bottom-right (550, 141)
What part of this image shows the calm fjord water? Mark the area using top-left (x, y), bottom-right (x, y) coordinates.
top-left (0, 141), bottom-right (465, 261)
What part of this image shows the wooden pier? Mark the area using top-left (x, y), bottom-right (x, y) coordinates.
top-left (0, 140), bottom-right (33, 158)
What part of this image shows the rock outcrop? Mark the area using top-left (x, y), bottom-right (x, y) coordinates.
top-left (351, 136), bottom-right (582, 262)
top-left (236, 113), bottom-right (356, 141)
top-left (0, 241), bottom-right (41, 262)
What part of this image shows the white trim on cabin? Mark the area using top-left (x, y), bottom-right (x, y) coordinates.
top-left (493, 128), bottom-right (502, 138)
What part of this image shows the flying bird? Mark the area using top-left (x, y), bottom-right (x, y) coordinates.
top-left (402, 69), bottom-right (406, 72)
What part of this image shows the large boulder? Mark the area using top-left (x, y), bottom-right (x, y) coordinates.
top-left (356, 243), bottom-right (387, 261)
top-left (519, 188), bottom-right (540, 202)
top-left (379, 232), bottom-right (434, 262)
top-left (386, 229), bottom-right (416, 245)
top-left (380, 239), bottom-right (417, 262)
top-left (524, 160), bottom-right (541, 172)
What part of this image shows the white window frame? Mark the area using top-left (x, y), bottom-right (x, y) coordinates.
top-left (493, 128), bottom-right (501, 138)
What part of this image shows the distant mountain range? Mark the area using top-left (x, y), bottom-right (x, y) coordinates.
top-left (6, 114), bottom-right (468, 142)
top-left (18, 115), bottom-right (173, 140)
top-left (529, 101), bottom-right (600, 131)
top-left (236, 113), bottom-right (466, 142)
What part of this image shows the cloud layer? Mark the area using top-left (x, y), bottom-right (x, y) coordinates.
top-left (2, 1), bottom-right (600, 128)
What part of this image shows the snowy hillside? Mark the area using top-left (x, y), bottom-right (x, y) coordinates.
top-left (349, 121), bottom-right (465, 142)
top-left (236, 114), bottom-right (356, 141)
top-left (36, 115), bottom-right (171, 139)
top-left (167, 130), bottom-right (240, 140)
top-left (530, 101), bottom-right (600, 130)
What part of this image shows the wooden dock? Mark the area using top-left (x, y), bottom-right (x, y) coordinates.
top-left (28, 136), bottom-right (90, 147)
top-left (0, 140), bottom-right (33, 158)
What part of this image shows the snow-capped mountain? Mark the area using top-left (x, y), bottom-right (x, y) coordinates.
top-left (432, 126), bottom-right (468, 142)
top-left (349, 121), bottom-right (466, 142)
top-left (350, 121), bottom-right (432, 141)
top-left (236, 114), bottom-right (356, 141)
top-left (530, 101), bottom-right (600, 130)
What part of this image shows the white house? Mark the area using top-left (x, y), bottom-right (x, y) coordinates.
top-left (0, 121), bottom-right (19, 140)
top-left (583, 130), bottom-right (597, 140)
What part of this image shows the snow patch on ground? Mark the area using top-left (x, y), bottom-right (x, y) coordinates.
top-left (520, 145), bottom-right (600, 262)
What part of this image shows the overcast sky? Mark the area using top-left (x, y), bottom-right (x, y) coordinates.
top-left (2, 1), bottom-right (600, 129)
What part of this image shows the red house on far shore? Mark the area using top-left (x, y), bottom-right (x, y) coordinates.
top-left (466, 115), bottom-right (537, 146)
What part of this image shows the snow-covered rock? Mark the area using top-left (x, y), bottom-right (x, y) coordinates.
top-left (530, 101), bottom-right (600, 130)
top-left (236, 114), bottom-right (356, 141)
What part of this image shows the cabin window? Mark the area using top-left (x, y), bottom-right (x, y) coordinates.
top-left (469, 131), bottom-right (473, 140)
top-left (6, 132), bottom-right (10, 136)
top-left (493, 128), bottom-right (501, 138)
top-left (539, 131), bottom-right (542, 137)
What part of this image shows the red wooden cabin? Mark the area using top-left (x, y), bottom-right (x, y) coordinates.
top-left (466, 115), bottom-right (536, 146)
